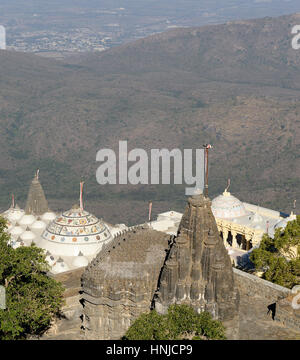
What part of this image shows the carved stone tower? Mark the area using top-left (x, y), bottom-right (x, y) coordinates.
top-left (25, 172), bottom-right (49, 215)
top-left (155, 190), bottom-right (240, 339)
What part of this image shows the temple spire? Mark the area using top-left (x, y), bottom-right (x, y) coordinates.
top-left (25, 170), bottom-right (49, 215)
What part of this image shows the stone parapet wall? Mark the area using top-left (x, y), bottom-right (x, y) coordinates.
top-left (233, 268), bottom-right (300, 334)
top-left (233, 268), bottom-right (291, 303)
top-left (274, 296), bottom-right (300, 332)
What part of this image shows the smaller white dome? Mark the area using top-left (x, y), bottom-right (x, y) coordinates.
top-left (51, 258), bottom-right (69, 274)
top-left (252, 213), bottom-right (263, 223)
top-left (12, 240), bottom-right (22, 249)
top-left (31, 220), bottom-right (47, 230)
top-left (6, 208), bottom-right (25, 222)
top-left (42, 212), bottom-right (56, 222)
top-left (9, 226), bottom-right (24, 236)
top-left (45, 252), bottom-right (56, 266)
top-left (72, 252), bottom-right (89, 268)
top-left (5, 221), bottom-right (13, 230)
top-left (275, 212), bottom-right (297, 231)
top-left (20, 230), bottom-right (36, 241)
top-left (19, 214), bottom-right (36, 226)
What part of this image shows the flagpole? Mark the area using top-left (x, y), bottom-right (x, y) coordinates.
top-left (149, 200), bottom-right (152, 227)
top-left (80, 181), bottom-right (84, 211)
top-left (203, 144), bottom-right (212, 198)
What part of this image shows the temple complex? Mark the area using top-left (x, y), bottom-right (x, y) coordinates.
top-left (1, 170), bottom-right (299, 340)
top-left (1, 172), bottom-right (297, 274)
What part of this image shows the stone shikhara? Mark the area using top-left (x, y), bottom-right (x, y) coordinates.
top-left (155, 191), bottom-right (240, 339)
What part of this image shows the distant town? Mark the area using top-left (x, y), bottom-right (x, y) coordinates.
top-left (2, 7), bottom-right (181, 58)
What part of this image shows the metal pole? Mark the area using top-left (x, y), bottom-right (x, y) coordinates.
top-left (205, 147), bottom-right (209, 197)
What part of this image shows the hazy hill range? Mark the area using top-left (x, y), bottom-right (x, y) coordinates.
top-left (0, 13), bottom-right (299, 224)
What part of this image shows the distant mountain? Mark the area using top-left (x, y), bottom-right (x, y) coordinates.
top-left (0, 13), bottom-right (299, 224)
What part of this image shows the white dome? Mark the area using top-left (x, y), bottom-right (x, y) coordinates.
top-left (274, 213), bottom-right (296, 231)
top-left (45, 253), bottom-right (56, 266)
top-left (72, 253), bottom-right (89, 268)
top-left (20, 230), bottom-right (36, 241)
top-left (51, 258), bottom-right (69, 274)
top-left (212, 190), bottom-right (249, 219)
top-left (31, 220), bottom-right (47, 230)
top-left (274, 219), bottom-right (288, 230)
top-left (19, 214), bottom-right (36, 226)
top-left (42, 212), bottom-right (57, 222)
top-left (252, 213), bottom-right (263, 223)
top-left (41, 206), bottom-right (113, 256)
top-left (9, 226), bottom-right (24, 236)
top-left (5, 208), bottom-right (25, 222)
top-left (12, 240), bottom-right (22, 249)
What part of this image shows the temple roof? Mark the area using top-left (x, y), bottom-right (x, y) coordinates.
top-left (41, 206), bottom-right (113, 250)
top-left (84, 227), bottom-right (170, 282)
top-left (212, 190), bottom-right (249, 219)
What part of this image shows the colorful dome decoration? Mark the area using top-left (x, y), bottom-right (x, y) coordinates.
top-left (41, 205), bottom-right (113, 256)
top-left (212, 190), bottom-right (249, 219)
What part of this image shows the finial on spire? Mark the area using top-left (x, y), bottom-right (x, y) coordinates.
top-left (80, 181), bottom-right (85, 211)
top-left (35, 169), bottom-right (40, 180)
top-left (225, 178), bottom-right (231, 193)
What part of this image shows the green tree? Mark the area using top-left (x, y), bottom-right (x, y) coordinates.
top-left (250, 215), bottom-right (300, 288)
top-left (123, 304), bottom-right (226, 340)
top-left (0, 217), bottom-right (64, 339)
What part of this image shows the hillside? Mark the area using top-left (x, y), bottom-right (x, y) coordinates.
top-left (0, 13), bottom-right (299, 224)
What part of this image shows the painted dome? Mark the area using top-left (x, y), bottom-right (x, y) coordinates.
top-left (212, 190), bottom-right (249, 219)
top-left (41, 206), bottom-right (112, 251)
